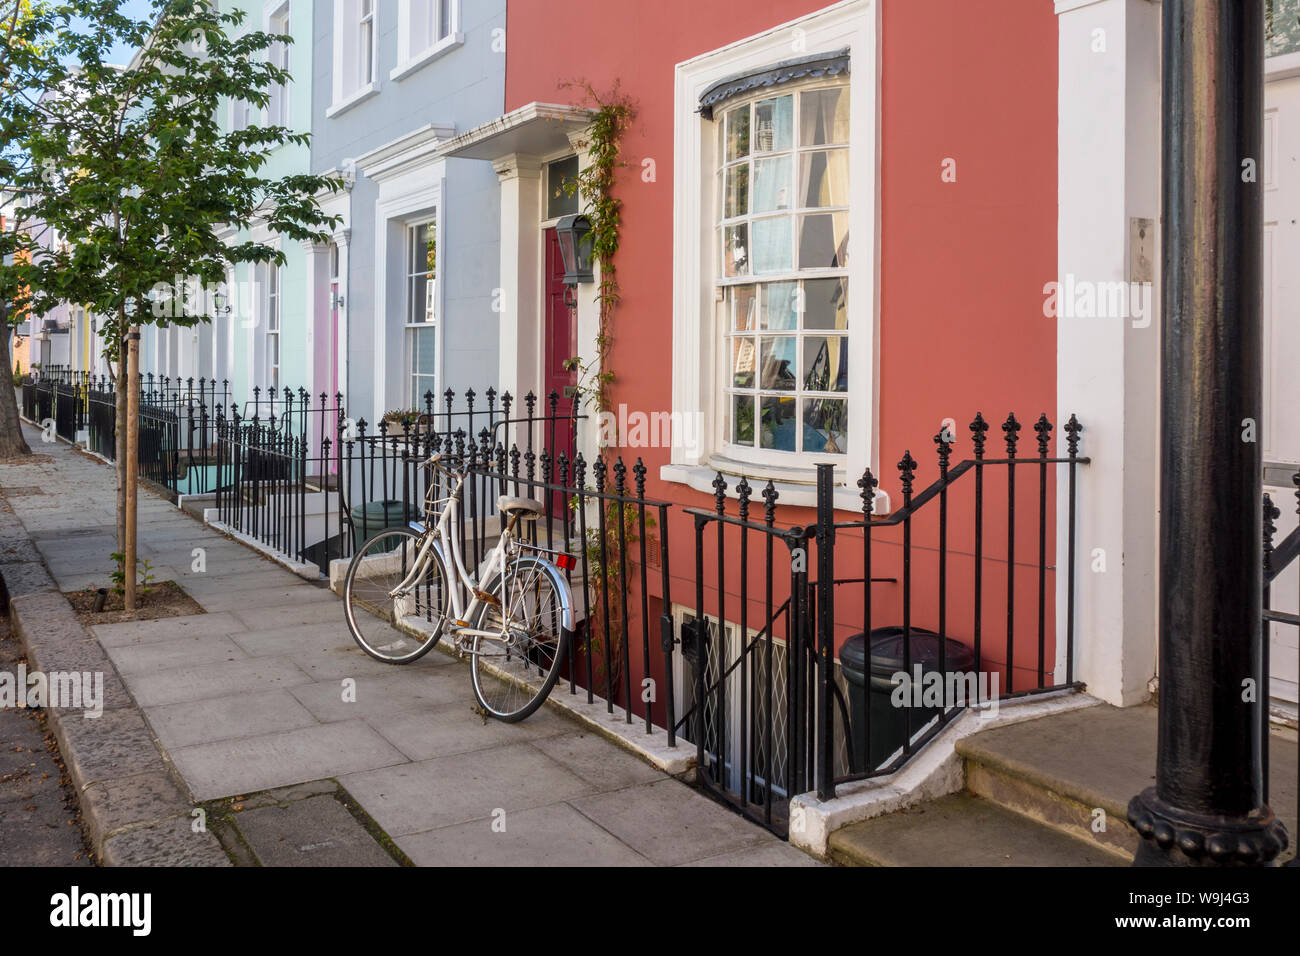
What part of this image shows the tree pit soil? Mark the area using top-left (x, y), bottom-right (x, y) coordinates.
top-left (64, 581), bottom-right (205, 625)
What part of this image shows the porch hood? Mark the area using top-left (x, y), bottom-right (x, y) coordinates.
top-left (438, 102), bottom-right (596, 161)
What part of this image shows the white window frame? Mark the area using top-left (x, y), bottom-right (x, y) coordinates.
top-left (405, 219), bottom-right (438, 409)
top-left (264, 259), bottom-right (282, 391)
top-left (265, 0), bottom-right (291, 128)
top-left (392, 0), bottom-right (464, 82)
top-left (329, 0), bottom-right (380, 117)
top-left (665, 0), bottom-right (885, 513)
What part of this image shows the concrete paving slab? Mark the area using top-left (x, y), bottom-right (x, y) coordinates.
top-left (681, 842), bottom-right (823, 867)
top-left (193, 584), bottom-right (336, 614)
top-left (128, 655), bottom-right (312, 707)
top-left (93, 610), bottom-right (247, 648)
top-left (341, 742), bottom-right (596, 836)
top-left (366, 701), bottom-right (571, 762)
top-left (570, 777), bottom-right (775, 866)
top-left (289, 669), bottom-right (464, 722)
top-left (285, 646), bottom-right (416, 682)
top-left (145, 688), bottom-right (321, 752)
top-left (236, 794), bottom-right (398, 867)
top-left (108, 633), bottom-right (247, 676)
top-left (170, 720), bottom-right (408, 801)
top-left (397, 802), bottom-right (651, 867)
top-left (530, 732), bottom-right (668, 792)
top-left (229, 600), bottom-right (343, 631)
top-left (225, 620), bottom-right (356, 657)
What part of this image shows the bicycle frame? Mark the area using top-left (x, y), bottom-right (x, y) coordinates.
top-left (390, 463), bottom-right (538, 647)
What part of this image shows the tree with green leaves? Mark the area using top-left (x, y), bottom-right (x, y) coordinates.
top-left (1, 0), bottom-right (43, 458)
top-left (0, 0), bottom-right (339, 607)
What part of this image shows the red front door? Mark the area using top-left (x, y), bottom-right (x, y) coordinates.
top-left (543, 228), bottom-right (578, 499)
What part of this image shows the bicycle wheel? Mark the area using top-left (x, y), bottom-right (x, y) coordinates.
top-left (343, 527), bottom-right (450, 664)
top-left (470, 555), bottom-right (572, 721)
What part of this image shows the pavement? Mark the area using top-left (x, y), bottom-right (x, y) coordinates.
top-left (0, 422), bottom-right (818, 867)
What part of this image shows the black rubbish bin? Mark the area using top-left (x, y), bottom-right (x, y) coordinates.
top-left (349, 499), bottom-right (408, 550)
top-left (839, 626), bottom-right (977, 773)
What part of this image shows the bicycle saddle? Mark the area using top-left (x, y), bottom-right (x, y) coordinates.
top-left (498, 495), bottom-right (545, 520)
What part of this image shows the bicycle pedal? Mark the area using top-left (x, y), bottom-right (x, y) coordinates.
top-left (471, 588), bottom-right (501, 608)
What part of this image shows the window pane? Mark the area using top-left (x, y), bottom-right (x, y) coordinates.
top-left (752, 155), bottom-right (791, 213)
top-left (1268, 0), bottom-right (1300, 56)
top-left (760, 281), bottom-right (798, 330)
top-left (731, 337), bottom-right (756, 387)
top-left (547, 156), bottom-right (579, 219)
top-left (802, 336), bottom-right (847, 392)
top-left (800, 88), bottom-right (850, 145)
top-left (731, 284), bottom-right (757, 330)
top-left (760, 396), bottom-right (797, 451)
top-left (438, 0), bottom-right (452, 40)
top-left (759, 336), bottom-right (796, 390)
top-left (732, 394), bottom-right (755, 446)
top-left (800, 149), bottom-right (849, 208)
top-left (724, 164), bottom-right (749, 219)
top-left (751, 217), bottom-right (792, 274)
top-left (725, 106), bottom-right (750, 161)
top-left (798, 213), bottom-right (849, 269)
top-left (752, 95), bottom-right (792, 153)
top-left (803, 398), bottom-right (847, 453)
top-left (723, 223), bottom-right (749, 276)
top-left (803, 278), bottom-right (847, 329)
top-left (410, 324), bottom-right (436, 400)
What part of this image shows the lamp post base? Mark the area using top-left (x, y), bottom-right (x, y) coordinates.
top-left (1128, 788), bottom-right (1289, 867)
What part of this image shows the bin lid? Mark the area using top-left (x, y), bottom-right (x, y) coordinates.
top-left (352, 499), bottom-right (405, 518)
top-left (840, 626), bottom-right (976, 676)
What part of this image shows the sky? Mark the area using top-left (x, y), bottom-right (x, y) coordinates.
top-left (79, 0), bottom-right (158, 67)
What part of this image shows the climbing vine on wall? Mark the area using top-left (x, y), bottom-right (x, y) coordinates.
top-left (558, 79), bottom-right (637, 423)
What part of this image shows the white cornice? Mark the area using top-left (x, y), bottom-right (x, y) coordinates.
top-left (354, 123), bottom-right (457, 184)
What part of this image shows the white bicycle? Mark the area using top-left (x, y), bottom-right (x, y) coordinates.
top-left (342, 453), bottom-right (575, 722)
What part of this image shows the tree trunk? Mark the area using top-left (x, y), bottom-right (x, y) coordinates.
top-left (114, 345), bottom-right (127, 557)
top-left (0, 328), bottom-right (31, 458)
top-left (124, 327), bottom-right (139, 611)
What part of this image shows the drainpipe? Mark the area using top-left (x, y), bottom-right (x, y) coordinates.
top-left (1127, 0), bottom-right (1288, 866)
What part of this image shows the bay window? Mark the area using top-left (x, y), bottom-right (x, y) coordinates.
top-left (719, 84), bottom-right (850, 459)
top-left (666, 1), bottom-right (878, 509)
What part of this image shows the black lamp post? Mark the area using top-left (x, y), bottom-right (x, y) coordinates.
top-left (1127, 0), bottom-right (1288, 867)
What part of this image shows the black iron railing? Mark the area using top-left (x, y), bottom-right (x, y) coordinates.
top-left (680, 412), bottom-right (1088, 835)
top-left (1260, 486), bottom-right (1300, 863)
top-left (55, 374), bottom-right (1094, 842)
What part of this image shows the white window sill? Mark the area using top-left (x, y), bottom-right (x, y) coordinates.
top-left (660, 462), bottom-right (891, 516)
top-left (390, 34), bottom-right (464, 82)
top-left (326, 82), bottom-right (380, 118)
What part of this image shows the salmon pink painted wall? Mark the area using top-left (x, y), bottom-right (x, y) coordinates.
top-left (505, 0), bottom-right (1059, 680)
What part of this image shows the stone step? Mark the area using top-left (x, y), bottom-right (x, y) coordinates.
top-left (830, 702), bottom-right (1298, 865)
top-left (955, 704), bottom-right (1155, 857)
top-left (828, 792), bottom-right (1126, 867)
top-left (955, 703), bottom-right (1297, 863)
